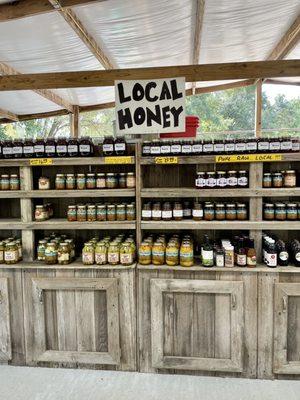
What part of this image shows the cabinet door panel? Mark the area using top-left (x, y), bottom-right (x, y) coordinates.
top-left (151, 278), bottom-right (244, 372)
top-left (0, 278), bottom-right (11, 362)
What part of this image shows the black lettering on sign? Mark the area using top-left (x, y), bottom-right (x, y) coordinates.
top-left (170, 79), bottom-right (183, 100)
top-left (132, 83), bottom-right (144, 101)
top-left (117, 83), bottom-right (131, 104)
top-left (146, 105), bottom-right (162, 127)
top-left (118, 108), bottom-right (133, 130)
top-left (161, 106), bottom-right (171, 128)
top-left (170, 106), bottom-right (184, 127)
top-left (160, 81), bottom-right (172, 100)
top-left (145, 82), bottom-right (158, 102)
top-left (134, 107), bottom-right (146, 125)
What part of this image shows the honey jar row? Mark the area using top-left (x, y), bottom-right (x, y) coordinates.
top-left (67, 202), bottom-right (136, 222)
top-left (142, 201), bottom-right (248, 221)
top-left (0, 174), bottom-right (20, 190)
top-left (195, 170), bottom-right (248, 189)
top-left (39, 172), bottom-right (136, 190)
top-left (263, 202), bottom-right (300, 221)
top-left (263, 170), bottom-right (297, 188)
top-left (82, 235), bottom-right (136, 266)
top-left (0, 237), bottom-right (22, 265)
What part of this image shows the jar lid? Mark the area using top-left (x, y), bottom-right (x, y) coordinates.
top-left (264, 173), bottom-right (272, 176)
top-left (228, 170), bottom-right (237, 173)
top-left (287, 203), bottom-right (297, 207)
top-left (127, 172), bottom-right (134, 176)
top-left (10, 174), bottom-right (18, 177)
top-left (264, 203), bottom-right (274, 207)
top-left (77, 173), bottom-right (85, 176)
top-left (286, 170), bottom-right (296, 173)
top-left (215, 203), bottom-right (225, 207)
top-left (275, 203), bottom-right (286, 207)
top-left (106, 173), bottom-right (115, 176)
top-left (239, 170), bottom-right (247, 173)
top-left (87, 173), bottom-right (95, 176)
top-left (226, 204), bottom-right (236, 208)
top-left (274, 172), bottom-right (282, 176)
top-left (56, 174), bottom-right (65, 176)
top-left (237, 203), bottom-right (247, 207)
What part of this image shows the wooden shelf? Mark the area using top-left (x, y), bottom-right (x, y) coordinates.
top-left (0, 156), bottom-right (135, 167)
top-left (141, 220), bottom-right (300, 230)
top-left (137, 263), bottom-right (300, 273)
top-left (141, 153), bottom-right (300, 165)
top-left (0, 260), bottom-right (136, 270)
top-left (27, 219), bottom-right (136, 230)
top-left (29, 189), bottom-right (136, 198)
top-left (0, 191), bottom-right (27, 198)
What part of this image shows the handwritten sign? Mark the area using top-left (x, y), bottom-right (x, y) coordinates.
top-left (30, 158), bottom-right (53, 166)
top-left (215, 154), bottom-right (282, 163)
top-left (104, 156), bottom-right (134, 164)
top-left (115, 77), bottom-right (185, 134)
top-left (155, 157), bottom-right (178, 164)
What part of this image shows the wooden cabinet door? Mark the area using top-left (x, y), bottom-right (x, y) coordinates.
top-left (150, 278), bottom-right (244, 372)
top-left (0, 278), bottom-right (11, 362)
top-left (25, 277), bottom-right (120, 366)
top-left (274, 283), bottom-right (300, 374)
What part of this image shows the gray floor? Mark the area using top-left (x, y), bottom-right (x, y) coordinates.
top-left (1, 365), bottom-right (300, 400)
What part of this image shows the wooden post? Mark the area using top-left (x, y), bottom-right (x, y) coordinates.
top-left (71, 105), bottom-right (80, 138)
top-left (255, 80), bottom-right (262, 137)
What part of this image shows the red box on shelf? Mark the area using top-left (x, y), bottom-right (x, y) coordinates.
top-left (160, 116), bottom-right (199, 138)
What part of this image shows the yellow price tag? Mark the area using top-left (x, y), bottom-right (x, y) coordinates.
top-left (104, 156), bottom-right (134, 164)
top-left (215, 154), bottom-right (282, 163)
top-left (155, 156), bottom-right (178, 164)
top-left (29, 158), bottom-right (53, 166)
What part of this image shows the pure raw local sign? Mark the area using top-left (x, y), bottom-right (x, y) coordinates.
top-left (115, 77), bottom-right (186, 134)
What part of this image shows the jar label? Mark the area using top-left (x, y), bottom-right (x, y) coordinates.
top-left (3, 148), bottom-right (12, 155)
top-left (214, 144), bottom-right (225, 152)
top-left (202, 250), bottom-right (213, 264)
top-left (281, 142), bottom-right (292, 151)
top-left (246, 142), bottom-right (257, 151)
top-left (195, 178), bottom-right (206, 187)
top-left (143, 146), bottom-right (151, 154)
top-left (108, 252), bottom-right (119, 263)
top-left (279, 251), bottom-right (289, 261)
top-left (207, 178), bottom-right (216, 187)
top-left (152, 250), bottom-right (164, 257)
top-left (270, 142), bottom-right (280, 151)
top-left (13, 146), bottom-right (22, 154)
top-left (238, 177), bottom-right (248, 186)
top-left (161, 146), bottom-right (170, 154)
top-left (152, 210), bottom-right (162, 218)
top-left (58, 253), bottom-right (69, 262)
top-left (227, 177), bottom-right (238, 186)
top-left (139, 250), bottom-right (151, 257)
top-left (247, 255), bottom-right (256, 265)
top-left (258, 142), bottom-right (269, 151)
top-left (171, 145), bottom-right (181, 153)
top-left (34, 145), bottom-right (45, 153)
top-left (225, 143), bottom-right (235, 152)
top-left (266, 252), bottom-right (277, 267)
top-left (183, 209), bottom-right (192, 217)
top-left (237, 254), bottom-right (247, 266)
top-left (103, 144), bottom-right (114, 152)
top-left (23, 146), bottom-right (33, 154)
top-left (203, 144), bottom-right (213, 153)
top-left (192, 144), bottom-right (202, 153)
top-left (45, 145), bottom-right (55, 153)
top-left (150, 146), bottom-right (160, 154)
top-left (235, 143), bottom-right (246, 151)
top-left (182, 145), bottom-right (192, 153)
top-left (180, 252), bottom-right (193, 258)
top-left (216, 254), bottom-right (224, 267)
top-left (217, 178), bottom-right (227, 187)
top-left (192, 209), bottom-right (203, 217)
top-left (4, 251), bottom-right (16, 261)
top-left (80, 144), bottom-right (91, 152)
top-left (162, 210), bottom-right (172, 219)
top-left (120, 253), bottom-right (133, 264)
top-left (56, 145), bottom-right (67, 153)
top-left (114, 143), bottom-right (125, 151)
top-left (295, 252), bottom-right (300, 262)
top-left (45, 250), bottom-right (57, 257)
top-left (173, 209), bottom-right (183, 217)
top-left (166, 250), bottom-right (178, 257)
top-left (82, 253), bottom-right (94, 264)
top-left (68, 145), bottom-right (78, 153)
top-left (95, 253), bottom-right (107, 264)
top-left (292, 142), bottom-right (300, 151)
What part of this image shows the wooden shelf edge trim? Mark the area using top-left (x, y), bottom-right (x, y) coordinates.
top-left (0, 262), bottom-right (136, 271)
top-left (141, 221), bottom-right (300, 230)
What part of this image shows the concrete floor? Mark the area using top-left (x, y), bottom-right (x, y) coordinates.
top-left (1, 366), bottom-right (300, 400)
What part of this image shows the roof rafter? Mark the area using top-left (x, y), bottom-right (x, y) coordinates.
top-left (0, 0), bottom-right (106, 22)
top-left (0, 107), bottom-right (18, 122)
top-left (0, 62), bottom-right (74, 112)
top-left (191, 0), bottom-right (205, 94)
top-left (48, 0), bottom-right (117, 69)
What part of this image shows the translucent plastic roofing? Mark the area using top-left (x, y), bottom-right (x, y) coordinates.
top-left (0, 0), bottom-right (299, 116)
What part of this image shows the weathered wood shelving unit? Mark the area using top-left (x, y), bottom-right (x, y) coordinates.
top-left (0, 146), bottom-right (299, 380)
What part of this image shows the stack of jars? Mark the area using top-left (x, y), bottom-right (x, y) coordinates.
top-left (52, 172), bottom-right (135, 190)
top-left (67, 202), bottom-right (136, 222)
top-left (263, 170), bottom-right (297, 188)
top-left (82, 235), bottom-right (136, 266)
top-left (138, 234), bottom-right (194, 267)
top-left (37, 233), bottom-right (75, 265)
top-left (0, 174), bottom-right (20, 190)
top-left (102, 136), bottom-right (128, 156)
top-left (34, 203), bottom-right (54, 221)
top-left (0, 237), bottom-right (22, 265)
top-left (264, 202), bottom-right (300, 221)
top-left (196, 170), bottom-right (248, 189)
top-left (142, 201), bottom-right (248, 221)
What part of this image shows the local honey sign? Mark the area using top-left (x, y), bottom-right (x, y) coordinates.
top-left (115, 77), bottom-right (186, 134)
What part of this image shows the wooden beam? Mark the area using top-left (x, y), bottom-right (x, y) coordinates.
top-left (0, 1), bottom-right (106, 22)
top-left (265, 78), bottom-right (300, 86)
top-left (0, 60), bottom-right (299, 91)
top-left (17, 109), bottom-right (71, 121)
top-left (194, 79), bottom-right (255, 94)
top-left (49, 1), bottom-right (116, 69)
top-left (71, 105), bottom-right (80, 137)
top-left (267, 14), bottom-right (300, 60)
top-left (255, 80), bottom-right (262, 138)
top-left (0, 62), bottom-right (74, 112)
top-left (79, 101), bottom-right (115, 112)
top-left (191, 0), bottom-right (205, 94)
top-left (0, 108), bottom-right (19, 122)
